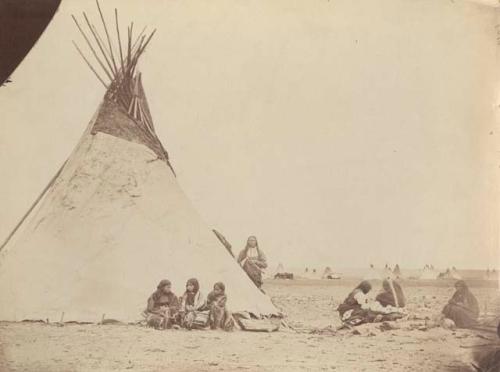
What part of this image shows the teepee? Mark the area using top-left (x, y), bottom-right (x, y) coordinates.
top-left (274, 263), bottom-right (286, 275)
top-left (0, 5), bottom-right (277, 322)
top-left (437, 267), bottom-right (461, 280)
top-left (449, 267), bottom-right (462, 280)
top-left (322, 266), bottom-right (341, 279)
top-left (392, 264), bottom-right (402, 278)
top-left (443, 266), bottom-right (462, 280)
top-left (419, 265), bottom-right (439, 280)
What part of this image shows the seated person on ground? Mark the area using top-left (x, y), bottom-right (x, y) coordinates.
top-left (206, 282), bottom-right (235, 331)
top-left (337, 280), bottom-right (372, 326)
top-left (144, 279), bottom-right (180, 329)
top-left (337, 280), bottom-right (405, 327)
top-left (442, 280), bottom-right (479, 329)
top-left (376, 279), bottom-right (406, 308)
top-left (180, 278), bottom-right (209, 329)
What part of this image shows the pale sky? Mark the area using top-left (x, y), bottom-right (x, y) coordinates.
top-left (0, 0), bottom-right (498, 270)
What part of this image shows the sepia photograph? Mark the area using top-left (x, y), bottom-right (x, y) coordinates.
top-left (0, 0), bottom-right (499, 371)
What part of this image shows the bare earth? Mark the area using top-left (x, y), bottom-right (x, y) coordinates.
top-left (0, 279), bottom-right (498, 372)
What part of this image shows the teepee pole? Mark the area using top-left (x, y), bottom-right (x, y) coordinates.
top-left (127, 24), bottom-right (133, 72)
top-left (135, 30), bottom-right (156, 62)
top-left (131, 26), bottom-right (147, 55)
top-left (72, 41), bottom-right (108, 88)
top-left (128, 36), bottom-right (145, 77)
top-left (0, 160), bottom-right (68, 252)
top-left (114, 9), bottom-right (125, 73)
top-left (83, 13), bottom-right (116, 78)
top-left (129, 30), bottom-right (156, 78)
top-left (72, 15), bottom-right (113, 82)
top-left (91, 24), bottom-right (112, 63)
top-left (95, 0), bottom-right (118, 75)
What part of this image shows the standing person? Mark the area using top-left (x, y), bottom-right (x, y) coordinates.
top-left (237, 236), bottom-right (267, 289)
top-left (442, 280), bottom-right (480, 328)
top-left (180, 278), bottom-right (208, 329)
top-left (144, 279), bottom-right (180, 330)
top-left (206, 282), bottom-right (234, 331)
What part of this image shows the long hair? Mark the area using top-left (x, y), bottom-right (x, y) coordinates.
top-left (382, 279), bottom-right (399, 307)
top-left (157, 279), bottom-right (171, 290)
top-left (356, 280), bottom-right (372, 294)
top-left (186, 278), bottom-right (200, 293)
top-left (245, 235), bottom-right (259, 250)
top-left (214, 282), bottom-right (225, 293)
top-left (184, 278), bottom-right (200, 306)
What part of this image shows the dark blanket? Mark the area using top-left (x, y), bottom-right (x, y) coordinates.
top-left (442, 303), bottom-right (478, 328)
top-left (442, 289), bottom-right (479, 328)
top-left (376, 282), bottom-right (406, 308)
top-left (341, 308), bottom-right (404, 327)
top-left (242, 259), bottom-right (264, 288)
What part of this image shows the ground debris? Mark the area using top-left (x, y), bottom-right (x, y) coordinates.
top-left (379, 321), bottom-right (400, 332)
top-left (309, 325), bottom-right (337, 336)
top-left (145, 348), bottom-right (165, 353)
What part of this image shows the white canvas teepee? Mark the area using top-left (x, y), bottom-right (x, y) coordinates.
top-left (392, 264), bottom-right (402, 278)
top-left (274, 263), bottom-right (285, 275)
top-left (322, 266), bottom-right (340, 279)
top-left (450, 268), bottom-right (462, 280)
top-left (0, 7), bottom-right (277, 323)
top-left (322, 266), bottom-right (333, 278)
top-left (441, 268), bottom-right (461, 280)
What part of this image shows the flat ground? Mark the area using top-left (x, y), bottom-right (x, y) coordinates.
top-left (0, 279), bottom-right (498, 372)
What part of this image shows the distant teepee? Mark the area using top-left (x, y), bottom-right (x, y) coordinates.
top-left (437, 267), bottom-right (461, 280)
top-left (419, 265), bottom-right (439, 280)
top-left (275, 263), bottom-right (285, 275)
top-left (450, 267), bottom-right (462, 280)
top-left (322, 266), bottom-right (340, 279)
top-left (392, 264), bottom-right (402, 278)
top-left (0, 3), bottom-right (277, 322)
